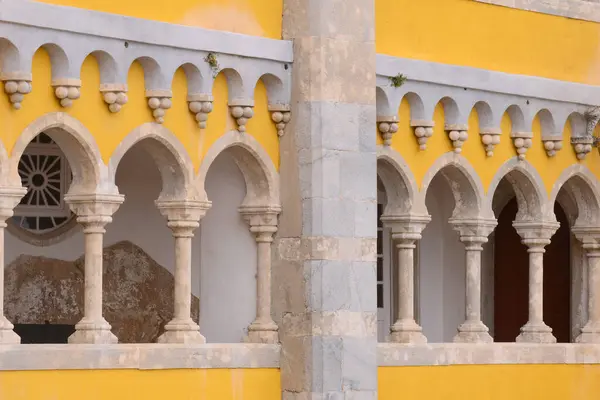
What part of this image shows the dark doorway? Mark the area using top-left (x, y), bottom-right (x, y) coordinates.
top-left (13, 322), bottom-right (75, 344)
top-left (494, 198), bottom-right (571, 342)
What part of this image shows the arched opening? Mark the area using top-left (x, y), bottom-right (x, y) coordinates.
top-left (492, 178), bottom-right (571, 343)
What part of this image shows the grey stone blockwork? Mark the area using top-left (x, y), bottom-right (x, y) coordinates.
top-left (476, 0), bottom-right (600, 23)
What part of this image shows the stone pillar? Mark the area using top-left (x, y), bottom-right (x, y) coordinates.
top-left (278, 0), bottom-right (377, 398)
top-left (156, 200), bottom-right (210, 344)
top-left (573, 230), bottom-right (600, 343)
top-left (0, 187), bottom-right (26, 344)
top-left (450, 218), bottom-right (497, 343)
top-left (241, 206), bottom-right (280, 344)
top-left (381, 214), bottom-right (430, 343)
top-left (513, 221), bottom-right (559, 343)
top-left (65, 193), bottom-right (123, 344)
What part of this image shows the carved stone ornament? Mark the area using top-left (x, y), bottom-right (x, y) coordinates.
top-left (377, 115), bottom-right (399, 146)
top-left (52, 78), bottom-right (82, 108)
top-left (410, 120), bottom-right (434, 151)
top-left (187, 93), bottom-right (214, 129)
top-left (100, 83), bottom-right (128, 113)
top-left (511, 131), bottom-right (533, 160)
top-left (571, 136), bottom-right (594, 161)
top-left (541, 134), bottom-right (563, 157)
top-left (229, 99), bottom-right (254, 132)
top-left (269, 104), bottom-right (291, 137)
top-left (480, 128), bottom-right (501, 157)
top-left (1, 72), bottom-right (32, 110)
top-left (146, 90), bottom-right (172, 124)
top-left (445, 124), bottom-right (469, 154)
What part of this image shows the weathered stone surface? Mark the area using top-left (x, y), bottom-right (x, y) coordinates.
top-left (4, 241), bottom-right (199, 343)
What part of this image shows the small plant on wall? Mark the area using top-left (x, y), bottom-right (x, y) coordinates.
top-left (389, 73), bottom-right (407, 88)
top-left (204, 53), bottom-right (220, 79)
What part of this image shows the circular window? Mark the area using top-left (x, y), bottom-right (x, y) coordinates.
top-left (8, 133), bottom-right (78, 245)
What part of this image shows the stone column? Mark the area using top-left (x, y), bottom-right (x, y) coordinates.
top-left (65, 193), bottom-right (123, 344)
top-left (450, 218), bottom-right (497, 343)
top-left (0, 187), bottom-right (26, 344)
top-left (241, 206), bottom-right (280, 343)
top-left (381, 214), bottom-right (430, 343)
top-left (156, 200), bottom-right (210, 344)
top-left (277, 0), bottom-right (377, 398)
top-left (513, 221), bottom-right (559, 343)
top-left (573, 230), bottom-right (600, 343)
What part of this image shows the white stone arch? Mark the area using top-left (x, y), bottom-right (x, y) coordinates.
top-left (504, 104), bottom-right (528, 133)
top-left (33, 43), bottom-right (72, 80)
top-left (0, 37), bottom-right (24, 73)
top-left (130, 56), bottom-right (169, 90)
top-left (473, 101), bottom-right (496, 130)
top-left (376, 86), bottom-right (393, 117)
top-left (487, 158), bottom-right (547, 221)
top-left (219, 68), bottom-right (247, 102)
top-left (9, 112), bottom-right (110, 193)
top-left (549, 165), bottom-right (600, 228)
top-left (176, 62), bottom-right (206, 94)
top-left (108, 123), bottom-right (196, 201)
top-left (419, 153), bottom-right (488, 219)
top-left (535, 108), bottom-right (557, 137)
top-left (85, 50), bottom-right (120, 84)
top-left (255, 72), bottom-right (287, 106)
top-left (403, 92), bottom-right (428, 121)
top-left (438, 96), bottom-right (462, 127)
top-left (196, 130), bottom-right (279, 208)
top-left (567, 112), bottom-right (588, 138)
top-left (376, 146), bottom-right (423, 216)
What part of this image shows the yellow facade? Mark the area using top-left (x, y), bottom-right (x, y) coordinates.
top-left (33, 0), bottom-right (283, 38)
top-left (0, 49), bottom-right (280, 171)
top-left (0, 368), bottom-right (281, 400)
top-left (379, 365), bottom-right (600, 399)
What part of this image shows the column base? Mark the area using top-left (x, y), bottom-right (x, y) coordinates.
top-left (389, 319), bottom-right (427, 344)
top-left (157, 318), bottom-right (205, 344)
top-left (516, 322), bottom-right (556, 343)
top-left (453, 321), bottom-right (493, 343)
top-left (68, 318), bottom-right (118, 344)
top-left (245, 320), bottom-right (279, 344)
top-left (576, 323), bottom-right (600, 343)
top-left (0, 317), bottom-right (20, 344)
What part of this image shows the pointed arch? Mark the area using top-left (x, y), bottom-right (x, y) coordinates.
top-left (487, 158), bottom-right (547, 221)
top-left (108, 123), bottom-right (195, 201)
top-left (377, 146), bottom-right (423, 216)
top-left (10, 113), bottom-right (109, 194)
top-left (196, 131), bottom-right (279, 207)
top-left (550, 165), bottom-right (600, 227)
top-left (420, 153), bottom-right (487, 218)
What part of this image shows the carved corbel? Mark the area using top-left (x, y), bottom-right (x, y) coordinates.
top-left (52, 78), bottom-right (81, 108)
top-left (146, 90), bottom-right (172, 124)
top-left (229, 100), bottom-right (254, 132)
top-left (480, 128), bottom-right (501, 157)
top-left (100, 83), bottom-right (128, 113)
top-left (377, 115), bottom-right (399, 146)
top-left (268, 104), bottom-right (291, 137)
top-left (541, 135), bottom-right (563, 157)
top-left (445, 124), bottom-right (468, 154)
top-left (1, 72), bottom-right (32, 110)
top-left (571, 136), bottom-right (594, 161)
top-left (411, 120), bottom-right (434, 151)
top-left (511, 131), bottom-right (533, 160)
top-left (187, 93), bottom-right (213, 129)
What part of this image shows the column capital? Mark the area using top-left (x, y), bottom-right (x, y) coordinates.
top-left (381, 213), bottom-right (431, 242)
top-left (156, 199), bottom-right (211, 236)
top-left (65, 192), bottom-right (124, 232)
top-left (513, 220), bottom-right (559, 248)
top-left (572, 226), bottom-right (600, 254)
top-left (0, 186), bottom-right (26, 223)
top-left (239, 205), bottom-right (281, 234)
top-left (449, 217), bottom-right (497, 245)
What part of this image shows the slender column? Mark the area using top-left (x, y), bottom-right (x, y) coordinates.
top-left (382, 214), bottom-right (430, 344)
top-left (450, 219), bottom-right (496, 343)
top-left (573, 231), bottom-right (600, 343)
top-left (0, 187), bottom-right (27, 344)
top-left (65, 193), bottom-right (123, 344)
top-left (241, 206), bottom-right (280, 343)
top-left (514, 221), bottom-right (559, 343)
top-left (157, 200), bottom-right (210, 344)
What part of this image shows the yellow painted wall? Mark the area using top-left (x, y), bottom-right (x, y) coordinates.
top-left (379, 100), bottom-right (600, 194)
top-left (33, 0), bottom-right (282, 39)
top-left (376, 0), bottom-right (600, 85)
top-left (379, 365), bottom-right (600, 399)
top-left (0, 368), bottom-right (280, 400)
top-left (0, 48), bottom-right (280, 173)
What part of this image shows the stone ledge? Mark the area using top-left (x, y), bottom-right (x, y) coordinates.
top-left (475, 0), bottom-right (600, 23)
top-left (378, 343), bottom-right (600, 366)
top-left (0, 343), bottom-right (280, 371)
